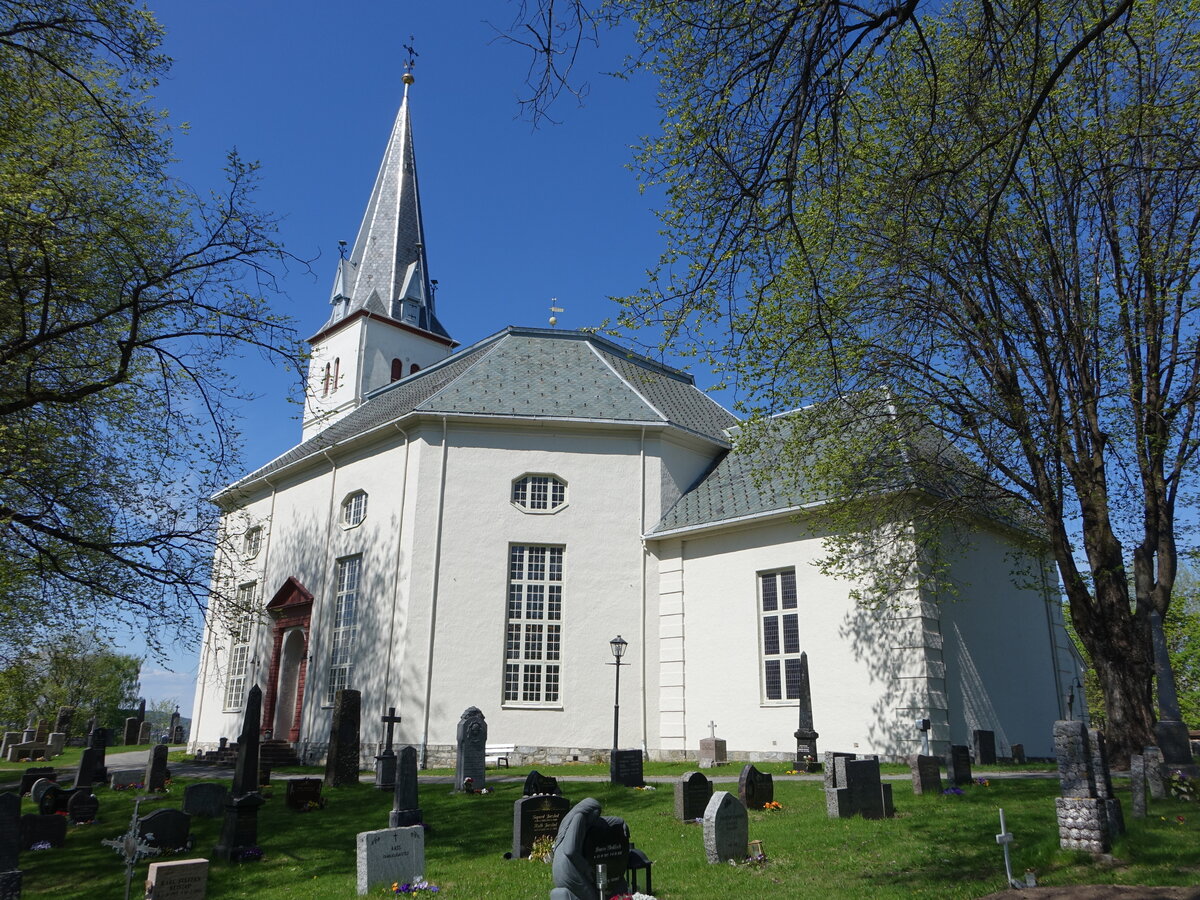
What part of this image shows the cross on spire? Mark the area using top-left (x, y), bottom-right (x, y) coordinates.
top-left (403, 35), bottom-right (418, 75)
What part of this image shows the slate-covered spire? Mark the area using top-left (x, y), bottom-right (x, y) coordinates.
top-left (322, 72), bottom-right (450, 339)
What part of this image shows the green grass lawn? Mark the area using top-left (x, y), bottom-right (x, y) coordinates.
top-left (12, 769), bottom-right (1199, 899)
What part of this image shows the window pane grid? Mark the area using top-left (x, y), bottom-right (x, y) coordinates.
top-left (760, 569), bottom-right (801, 703)
top-left (327, 556), bottom-right (362, 705)
top-left (505, 544), bottom-right (563, 706)
top-left (512, 475), bottom-right (567, 511)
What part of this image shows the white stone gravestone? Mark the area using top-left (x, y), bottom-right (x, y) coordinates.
top-left (355, 826), bottom-right (424, 896)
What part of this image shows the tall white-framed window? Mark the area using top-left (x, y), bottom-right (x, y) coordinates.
top-left (326, 555), bottom-right (362, 704)
top-left (341, 490), bottom-right (368, 527)
top-left (503, 544), bottom-right (563, 705)
top-left (222, 582), bottom-right (257, 711)
top-left (759, 568), bottom-right (801, 702)
top-left (243, 526), bottom-right (262, 559)
top-left (511, 474), bottom-right (567, 513)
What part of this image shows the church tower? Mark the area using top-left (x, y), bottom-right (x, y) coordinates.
top-left (302, 71), bottom-right (456, 440)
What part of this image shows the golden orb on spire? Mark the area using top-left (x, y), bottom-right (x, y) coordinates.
top-left (402, 72), bottom-right (415, 86)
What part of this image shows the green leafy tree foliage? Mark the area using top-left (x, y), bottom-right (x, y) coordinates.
top-left (0, 633), bottom-right (139, 730)
top-left (0, 1), bottom-right (299, 655)
top-left (505, 0), bottom-right (1199, 760)
top-left (1165, 574), bottom-right (1200, 727)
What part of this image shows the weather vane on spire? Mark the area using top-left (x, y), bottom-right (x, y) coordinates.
top-left (402, 35), bottom-right (418, 86)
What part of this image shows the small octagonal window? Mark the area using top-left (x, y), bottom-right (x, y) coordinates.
top-left (512, 474), bottom-right (566, 512)
top-left (341, 490), bottom-right (368, 527)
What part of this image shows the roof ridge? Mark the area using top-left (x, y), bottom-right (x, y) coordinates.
top-left (586, 341), bottom-right (668, 424)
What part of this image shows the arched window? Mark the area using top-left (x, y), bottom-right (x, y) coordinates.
top-left (391, 358), bottom-right (404, 382)
top-left (410, 363), bottom-right (420, 375)
top-left (331, 358), bottom-right (340, 392)
top-left (243, 526), bottom-right (262, 559)
top-left (322, 363), bottom-right (331, 397)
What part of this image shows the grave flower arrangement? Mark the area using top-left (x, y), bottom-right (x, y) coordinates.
top-left (301, 798), bottom-right (327, 812)
top-left (942, 787), bottom-right (964, 796)
top-left (112, 781), bottom-right (145, 792)
top-left (1167, 770), bottom-right (1196, 803)
top-left (30, 841), bottom-right (52, 851)
top-left (392, 877), bottom-right (439, 893)
top-left (237, 845), bottom-right (263, 862)
top-left (528, 835), bottom-right (554, 863)
top-left (974, 777), bottom-right (990, 787)
top-left (762, 800), bottom-right (783, 811)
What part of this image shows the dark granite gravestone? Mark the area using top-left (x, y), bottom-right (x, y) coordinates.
top-left (137, 699), bottom-right (146, 725)
top-left (33, 721), bottom-right (48, 744)
top-left (1150, 609), bottom-right (1198, 768)
top-left (123, 716), bottom-right (139, 746)
top-left (826, 755), bottom-right (894, 819)
top-left (1130, 754), bottom-right (1147, 818)
top-left (454, 706), bottom-right (487, 792)
top-left (324, 689), bottom-right (361, 788)
top-left (168, 710), bottom-right (180, 740)
top-left (703, 791), bottom-right (748, 863)
top-left (972, 730), bottom-right (996, 765)
top-left (737, 764), bottom-right (774, 810)
top-left (85, 728), bottom-right (108, 783)
top-left (75, 747), bottom-right (105, 790)
top-left (674, 771), bottom-right (713, 821)
top-left (793, 651), bottom-right (821, 770)
top-left (1089, 728), bottom-right (1124, 838)
top-left (550, 798), bottom-right (630, 900)
top-left (1011, 743), bottom-right (1026, 764)
top-left (138, 808), bottom-right (192, 853)
top-left (216, 684), bottom-right (266, 863)
top-left (609, 749), bottom-right (644, 787)
top-left (285, 778), bottom-right (323, 811)
top-left (231, 685), bottom-right (262, 797)
top-left (946, 745), bottom-right (972, 786)
top-left (19, 813), bottom-right (66, 849)
top-left (146, 744), bottom-right (169, 792)
top-left (910, 754), bottom-right (942, 795)
top-left (375, 707), bottom-right (402, 791)
top-left (183, 783), bottom-right (228, 819)
top-left (66, 789), bottom-right (98, 824)
top-left (523, 770), bottom-right (562, 797)
top-left (53, 708), bottom-right (73, 739)
top-left (172, 725), bottom-right (185, 745)
top-left (1144, 746), bottom-right (1167, 799)
top-left (258, 764), bottom-right (271, 788)
top-left (36, 784), bottom-right (63, 816)
top-left (0, 793), bottom-right (19, 871)
top-left (390, 746), bottom-right (422, 828)
top-left (138, 721), bottom-right (152, 745)
top-left (512, 793), bottom-right (571, 859)
top-left (19, 768), bottom-right (55, 796)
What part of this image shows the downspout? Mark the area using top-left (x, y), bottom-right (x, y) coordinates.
top-left (420, 416), bottom-right (450, 768)
top-left (383, 425), bottom-right (411, 712)
top-left (639, 427), bottom-right (648, 759)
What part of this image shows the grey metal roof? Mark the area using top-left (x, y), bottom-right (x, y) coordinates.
top-left (221, 328), bottom-right (736, 496)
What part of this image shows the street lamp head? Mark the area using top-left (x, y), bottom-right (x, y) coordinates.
top-left (609, 635), bottom-right (628, 661)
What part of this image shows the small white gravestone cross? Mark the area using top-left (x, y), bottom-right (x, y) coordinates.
top-left (708, 721), bottom-right (717, 740)
top-left (995, 808), bottom-right (1022, 889)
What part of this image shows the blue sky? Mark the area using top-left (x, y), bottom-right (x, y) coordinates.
top-left (135, 2), bottom-right (698, 712)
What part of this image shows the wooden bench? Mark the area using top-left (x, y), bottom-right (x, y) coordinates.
top-left (485, 744), bottom-right (516, 767)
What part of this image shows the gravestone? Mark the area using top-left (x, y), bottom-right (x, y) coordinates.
top-left (1011, 743), bottom-right (1026, 765)
top-left (138, 721), bottom-right (152, 745)
top-left (698, 720), bottom-right (727, 769)
top-left (793, 651), bottom-right (821, 769)
top-left (389, 746), bottom-right (422, 828)
top-left (215, 685), bottom-right (266, 863)
top-left (47, 733), bottom-right (65, 757)
top-left (550, 798), bottom-right (630, 900)
top-left (375, 707), bottom-right (402, 791)
top-left (946, 745), bottom-right (972, 786)
top-left (823, 751), bottom-right (856, 791)
top-left (512, 793), bottom-right (571, 859)
top-left (609, 749), bottom-right (644, 787)
top-left (146, 744), bottom-right (169, 792)
top-left (137, 699), bottom-right (146, 724)
top-left (123, 716), bottom-right (140, 746)
top-left (138, 808), bottom-right (192, 853)
top-left (183, 783), bottom-right (228, 819)
top-left (674, 771), bottom-right (713, 822)
top-left (66, 789), bottom-right (98, 824)
top-left (1144, 746), bottom-right (1166, 799)
top-left (33, 722), bottom-right (47, 744)
top-left (1053, 720), bottom-right (1113, 853)
top-left (972, 730), bottom-right (996, 765)
top-left (19, 768), bottom-right (55, 796)
top-left (909, 754), bottom-right (942, 795)
top-left (0, 737), bottom-right (18, 763)
top-left (737, 764), bottom-right (774, 810)
top-left (355, 826), bottom-right (424, 896)
top-left (258, 764), bottom-right (271, 788)
top-left (76, 748), bottom-right (105, 789)
top-left (145, 858), bottom-right (208, 900)
top-left (523, 770), bottom-right (562, 797)
top-left (454, 706), bottom-right (487, 792)
top-left (1089, 728), bottom-right (1124, 838)
top-left (86, 728), bottom-right (109, 783)
top-left (36, 784), bottom-right (63, 816)
top-left (53, 707), bottom-right (73, 739)
top-left (19, 728), bottom-right (33, 745)
top-left (826, 755), bottom-right (895, 819)
top-left (19, 814), bottom-right (66, 849)
top-left (1129, 754), bottom-right (1147, 818)
top-left (285, 778), bottom-right (323, 812)
top-left (0, 793), bottom-right (20, 871)
top-left (702, 791), bottom-right (748, 863)
top-left (6, 743), bottom-right (45, 763)
top-left (324, 689), bottom-right (362, 788)
top-left (172, 725), bottom-right (185, 745)
top-left (110, 770), bottom-right (142, 790)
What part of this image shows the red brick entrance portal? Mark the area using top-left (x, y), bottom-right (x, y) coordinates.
top-left (261, 576), bottom-right (313, 742)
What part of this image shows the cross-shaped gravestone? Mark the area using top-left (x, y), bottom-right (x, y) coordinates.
top-left (995, 808), bottom-right (1020, 888)
top-left (381, 708), bottom-right (402, 751)
top-left (375, 707), bottom-right (402, 791)
top-left (707, 721), bottom-right (717, 740)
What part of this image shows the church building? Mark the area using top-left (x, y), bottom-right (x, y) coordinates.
top-left (189, 75), bottom-right (1084, 766)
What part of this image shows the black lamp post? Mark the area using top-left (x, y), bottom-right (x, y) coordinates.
top-left (608, 635), bottom-right (628, 750)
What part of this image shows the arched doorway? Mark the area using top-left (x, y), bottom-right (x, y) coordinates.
top-left (274, 628), bottom-right (306, 738)
top-left (261, 576), bottom-right (314, 742)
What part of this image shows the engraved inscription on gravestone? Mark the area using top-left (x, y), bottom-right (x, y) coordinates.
top-left (737, 764), bottom-right (773, 810)
top-left (454, 707), bottom-right (487, 792)
top-left (512, 793), bottom-right (571, 859)
top-left (674, 771), bottom-right (713, 822)
top-left (390, 746), bottom-right (422, 828)
top-left (703, 791), bottom-right (748, 864)
top-left (609, 749), bottom-right (644, 788)
top-left (550, 798), bottom-right (630, 900)
top-left (145, 858), bottom-right (208, 900)
top-left (324, 689), bottom-right (362, 788)
top-left (355, 826), bottom-right (424, 896)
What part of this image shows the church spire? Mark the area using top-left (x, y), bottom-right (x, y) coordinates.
top-left (321, 67), bottom-right (450, 340)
